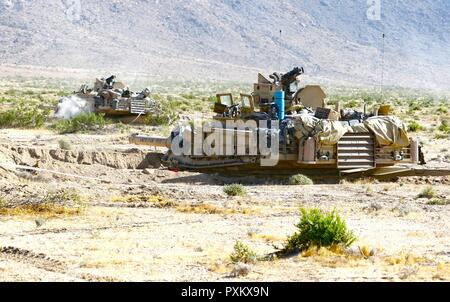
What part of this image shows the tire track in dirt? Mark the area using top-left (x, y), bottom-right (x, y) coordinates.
top-left (0, 219), bottom-right (204, 238)
top-left (0, 246), bottom-right (125, 282)
top-left (0, 246), bottom-right (66, 273)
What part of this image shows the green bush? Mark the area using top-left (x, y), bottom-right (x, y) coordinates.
top-left (426, 198), bottom-right (449, 206)
top-left (0, 103), bottom-right (50, 129)
top-left (52, 113), bottom-right (107, 134)
top-left (438, 120), bottom-right (450, 133)
top-left (409, 103), bottom-right (421, 111)
top-left (44, 189), bottom-right (82, 204)
top-left (284, 208), bottom-right (356, 253)
top-left (223, 184), bottom-right (246, 197)
top-left (230, 241), bottom-right (257, 264)
top-left (58, 139), bottom-right (73, 150)
top-left (288, 174), bottom-right (314, 185)
top-left (418, 186), bottom-right (435, 199)
top-left (144, 100), bottom-right (178, 126)
top-left (435, 133), bottom-right (449, 140)
top-left (408, 121), bottom-right (423, 132)
top-left (345, 100), bottom-right (359, 108)
top-left (437, 106), bottom-right (448, 114)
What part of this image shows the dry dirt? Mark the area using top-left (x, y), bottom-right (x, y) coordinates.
top-left (0, 128), bottom-right (449, 282)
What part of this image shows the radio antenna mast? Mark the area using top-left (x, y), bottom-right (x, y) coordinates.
top-left (380, 33), bottom-right (385, 100)
top-left (279, 29), bottom-right (282, 72)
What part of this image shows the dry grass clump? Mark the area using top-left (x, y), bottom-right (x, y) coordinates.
top-left (433, 263), bottom-right (450, 280)
top-left (340, 177), bottom-right (376, 185)
top-left (294, 244), bottom-right (371, 269)
top-left (0, 190), bottom-right (84, 218)
top-left (384, 252), bottom-right (426, 266)
top-left (112, 195), bottom-right (252, 215)
top-left (248, 232), bottom-right (285, 243)
top-left (112, 195), bottom-right (177, 208)
top-left (0, 203), bottom-right (82, 217)
top-left (230, 241), bottom-right (257, 264)
top-left (417, 186), bottom-right (435, 199)
top-left (177, 203), bottom-right (252, 215)
top-left (426, 198), bottom-right (449, 206)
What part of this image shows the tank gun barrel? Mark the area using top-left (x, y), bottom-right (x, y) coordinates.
top-left (281, 66), bottom-right (304, 86)
top-left (129, 134), bottom-right (170, 148)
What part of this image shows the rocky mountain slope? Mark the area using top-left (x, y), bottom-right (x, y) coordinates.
top-left (0, 0), bottom-right (449, 89)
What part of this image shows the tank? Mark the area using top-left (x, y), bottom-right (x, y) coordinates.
top-left (130, 67), bottom-right (450, 179)
top-left (57, 75), bottom-right (159, 122)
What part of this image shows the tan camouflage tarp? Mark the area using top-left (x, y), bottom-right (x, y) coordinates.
top-left (315, 120), bottom-right (351, 145)
top-left (293, 115), bottom-right (351, 145)
top-left (293, 115), bottom-right (409, 147)
top-left (363, 116), bottom-right (410, 148)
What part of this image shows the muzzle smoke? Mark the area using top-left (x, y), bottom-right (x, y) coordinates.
top-left (55, 96), bottom-right (93, 119)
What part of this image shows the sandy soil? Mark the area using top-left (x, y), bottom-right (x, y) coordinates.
top-left (0, 128), bottom-right (449, 282)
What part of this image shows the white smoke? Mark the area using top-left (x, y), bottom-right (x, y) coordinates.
top-left (55, 96), bottom-right (93, 119)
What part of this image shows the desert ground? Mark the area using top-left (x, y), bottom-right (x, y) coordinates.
top-left (0, 76), bottom-right (449, 282)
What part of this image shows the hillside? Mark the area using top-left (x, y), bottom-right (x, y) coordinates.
top-left (0, 0), bottom-right (449, 89)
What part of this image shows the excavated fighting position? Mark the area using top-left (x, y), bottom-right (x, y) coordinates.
top-left (131, 68), bottom-right (450, 179)
top-left (57, 75), bottom-right (159, 121)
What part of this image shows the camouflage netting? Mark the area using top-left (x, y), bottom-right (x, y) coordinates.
top-left (292, 115), bottom-right (409, 147)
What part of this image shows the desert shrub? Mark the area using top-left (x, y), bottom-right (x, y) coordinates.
top-left (435, 133), bottom-right (449, 139)
top-left (112, 195), bottom-right (252, 215)
top-left (283, 208), bottom-right (356, 253)
top-left (437, 106), bottom-right (448, 114)
top-left (418, 186), bottom-right (435, 199)
top-left (408, 121), bottom-right (423, 132)
top-left (56, 90), bottom-right (71, 97)
top-left (115, 122), bottom-right (131, 133)
top-left (43, 189), bottom-right (83, 206)
top-left (438, 120), bottom-right (450, 133)
top-left (144, 100), bottom-right (178, 126)
top-left (409, 103), bottom-right (421, 111)
top-left (51, 113), bottom-right (107, 134)
top-left (288, 174), bottom-right (314, 185)
top-left (223, 184), bottom-right (246, 197)
top-left (207, 95), bottom-right (216, 104)
top-left (0, 103), bottom-right (50, 129)
top-left (181, 93), bottom-right (196, 100)
top-left (345, 100), bottom-right (359, 108)
top-left (58, 139), bottom-right (72, 150)
top-left (230, 241), bottom-right (257, 264)
top-left (426, 198), bottom-right (449, 206)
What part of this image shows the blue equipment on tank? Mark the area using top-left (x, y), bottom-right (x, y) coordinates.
top-left (274, 90), bottom-right (285, 120)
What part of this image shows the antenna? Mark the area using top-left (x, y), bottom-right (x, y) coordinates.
top-left (279, 29), bottom-right (282, 72)
top-left (380, 33), bottom-right (385, 100)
